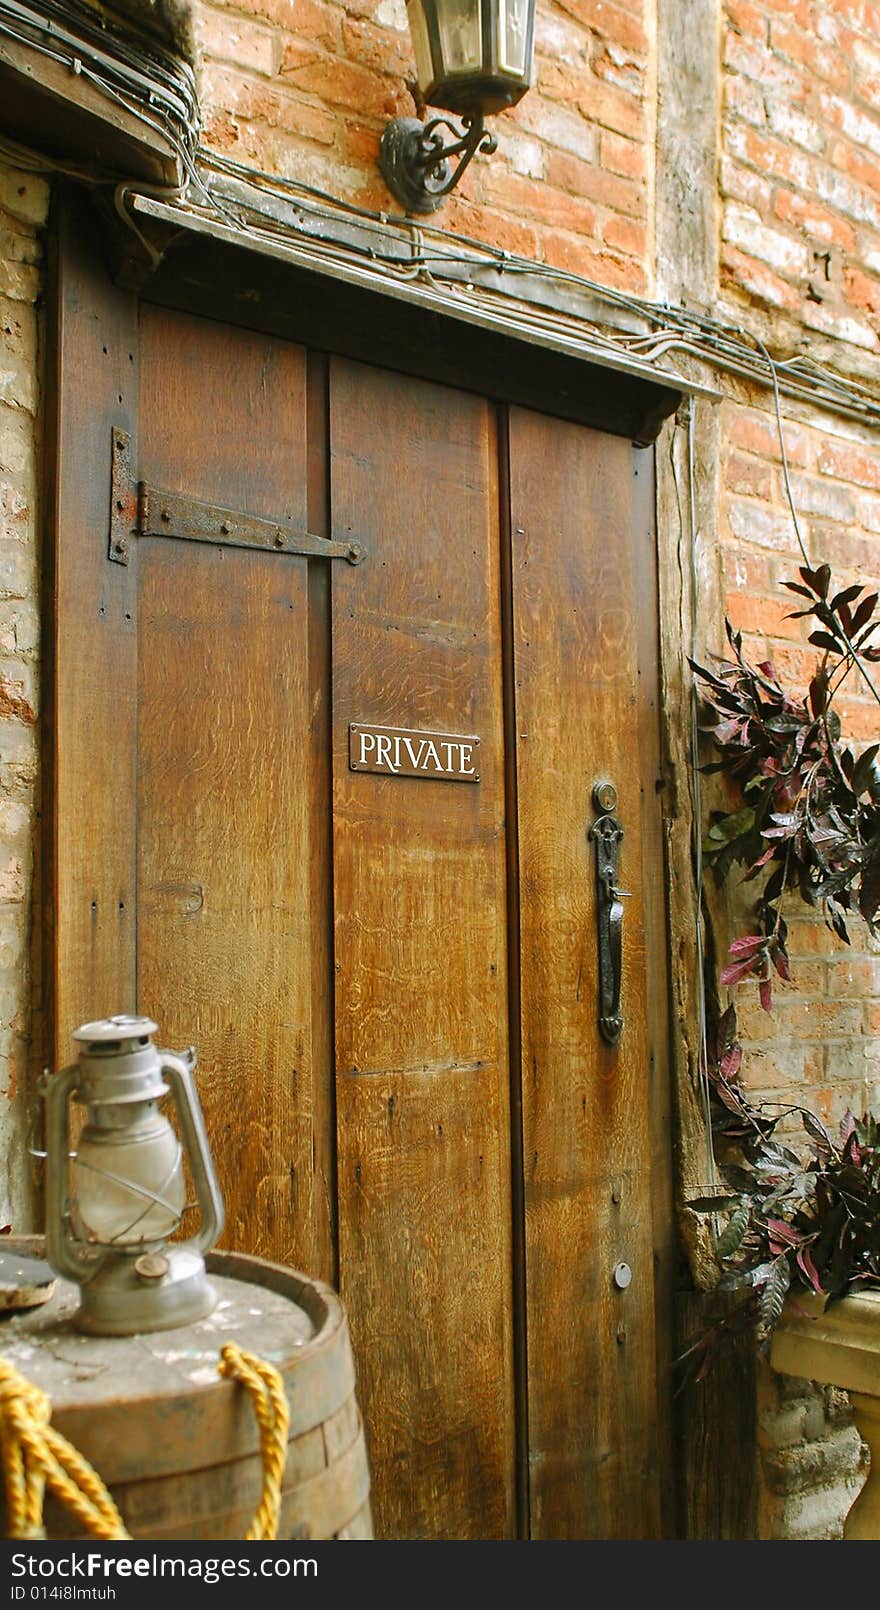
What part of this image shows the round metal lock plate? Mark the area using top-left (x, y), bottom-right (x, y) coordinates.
top-left (613, 1261), bottom-right (633, 1290)
top-left (592, 780), bottom-right (618, 815)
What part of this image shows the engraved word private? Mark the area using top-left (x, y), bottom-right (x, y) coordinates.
top-left (349, 724), bottom-right (480, 783)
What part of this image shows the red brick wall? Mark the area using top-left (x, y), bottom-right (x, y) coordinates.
top-left (719, 394), bottom-right (880, 1128)
top-left (194, 0), bottom-right (652, 291)
top-left (721, 0), bottom-right (880, 355)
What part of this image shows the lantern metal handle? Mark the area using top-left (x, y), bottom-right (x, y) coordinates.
top-left (44, 1061), bottom-right (101, 1283)
top-left (159, 1051), bottom-right (225, 1254)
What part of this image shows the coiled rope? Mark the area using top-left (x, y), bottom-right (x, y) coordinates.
top-left (0, 1345), bottom-right (289, 1541)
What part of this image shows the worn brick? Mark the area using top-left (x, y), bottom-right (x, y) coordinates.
top-left (722, 244), bottom-right (801, 310)
top-left (802, 299), bottom-right (878, 351)
top-left (592, 43), bottom-right (645, 99)
top-left (342, 16), bottom-right (414, 77)
top-left (600, 129), bottom-right (646, 180)
top-left (546, 148), bottom-right (644, 215)
top-left (813, 162), bottom-right (880, 228)
top-left (728, 409), bottom-right (810, 468)
top-left (724, 70), bottom-right (767, 128)
top-left (817, 437), bottom-right (880, 490)
top-left (773, 189), bottom-right (856, 252)
top-left (728, 498), bottom-right (799, 551)
top-left (726, 123), bottom-right (814, 190)
top-left (539, 230), bottom-right (647, 291)
top-left (278, 45), bottom-right (405, 120)
top-left (785, 471), bottom-right (856, 521)
top-left (766, 99), bottom-right (826, 156)
top-left (723, 450), bottom-right (774, 499)
top-left (601, 212), bottom-right (645, 256)
top-left (721, 157), bottom-right (773, 213)
top-left (196, 9), bottom-right (279, 75)
top-left (494, 129), bottom-right (545, 180)
top-left (726, 0), bottom-right (764, 38)
top-left (555, 0), bottom-right (648, 58)
top-left (723, 202), bottom-right (811, 278)
top-left (574, 75), bottom-right (647, 139)
top-left (534, 11), bottom-right (590, 67)
top-left (478, 167), bottom-right (598, 238)
top-left (725, 589), bottom-right (807, 641)
top-left (720, 542), bottom-right (779, 592)
top-left (526, 101), bottom-right (599, 165)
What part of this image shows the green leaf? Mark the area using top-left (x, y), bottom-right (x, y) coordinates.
top-left (715, 1204), bottom-right (750, 1258)
top-left (759, 1259), bottom-right (791, 1331)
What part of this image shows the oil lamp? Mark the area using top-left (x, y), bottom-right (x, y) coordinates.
top-left (43, 1016), bottom-right (224, 1336)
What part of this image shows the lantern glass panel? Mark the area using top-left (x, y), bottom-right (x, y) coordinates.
top-left (74, 1114), bottom-right (185, 1244)
top-left (406, 0), bottom-right (435, 96)
top-left (498, 0), bottom-right (530, 75)
top-left (436, 0), bottom-right (483, 76)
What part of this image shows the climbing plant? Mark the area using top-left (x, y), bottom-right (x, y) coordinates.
top-left (681, 563), bottom-right (880, 1369)
top-left (690, 564), bottom-right (880, 1012)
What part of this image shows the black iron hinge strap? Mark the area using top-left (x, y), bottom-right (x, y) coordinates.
top-left (108, 427), bottom-right (366, 567)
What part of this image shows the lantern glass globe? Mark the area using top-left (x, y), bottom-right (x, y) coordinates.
top-left (73, 1109), bottom-right (185, 1245)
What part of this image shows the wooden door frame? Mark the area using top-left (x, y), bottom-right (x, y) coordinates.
top-left (40, 182), bottom-right (683, 1538)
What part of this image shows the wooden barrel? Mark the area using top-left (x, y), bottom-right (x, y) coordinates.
top-left (0, 1243), bottom-right (372, 1540)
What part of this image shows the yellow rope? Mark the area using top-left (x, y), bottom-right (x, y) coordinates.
top-left (0, 1358), bottom-right (127, 1539)
top-left (218, 1342), bottom-right (290, 1541)
top-left (0, 1345), bottom-right (290, 1541)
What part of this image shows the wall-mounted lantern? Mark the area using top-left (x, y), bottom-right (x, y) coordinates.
top-left (43, 1016), bottom-right (224, 1336)
top-left (380, 0), bottom-right (536, 213)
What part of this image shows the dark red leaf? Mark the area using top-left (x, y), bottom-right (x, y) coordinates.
top-left (728, 934), bottom-right (767, 956)
top-left (766, 1218), bottom-right (802, 1246)
top-left (796, 1243), bottom-right (824, 1295)
top-left (830, 584), bottom-right (864, 613)
top-left (720, 957), bottom-right (761, 985)
top-left (720, 1045), bottom-right (742, 1082)
top-left (808, 630), bottom-right (844, 654)
top-left (809, 671), bottom-right (829, 717)
top-left (771, 948), bottom-right (791, 981)
top-left (851, 592), bottom-right (878, 634)
top-left (759, 978), bottom-right (773, 1013)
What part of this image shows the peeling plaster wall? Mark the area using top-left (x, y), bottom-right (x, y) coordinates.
top-left (0, 160), bottom-right (47, 1232)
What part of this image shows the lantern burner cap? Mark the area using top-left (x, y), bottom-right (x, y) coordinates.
top-left (73, 1016), bottom-right (158, 1045)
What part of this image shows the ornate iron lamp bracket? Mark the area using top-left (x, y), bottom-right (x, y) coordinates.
top-left (379, 112), bottom-right (498, 214)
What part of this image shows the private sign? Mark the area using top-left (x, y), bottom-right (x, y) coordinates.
top-left (349, 724), bottom-right (480, 783)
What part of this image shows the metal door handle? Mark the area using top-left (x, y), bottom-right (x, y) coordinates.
top-left (588, 782), bottom-right (627, 1046)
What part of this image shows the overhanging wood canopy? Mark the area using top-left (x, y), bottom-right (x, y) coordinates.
top-left (124, 178), bottom-right (719, 444)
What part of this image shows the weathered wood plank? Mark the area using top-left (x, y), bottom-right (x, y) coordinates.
top-left (508, 408), bottom-right (664, 1538)
top-left (329, 359), bottom-right (515, 1539)
top-left (136, 307), bottom-right (318, 1271)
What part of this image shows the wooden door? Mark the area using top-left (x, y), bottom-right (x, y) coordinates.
top-left (52, 220), bottom-right (672, 1541)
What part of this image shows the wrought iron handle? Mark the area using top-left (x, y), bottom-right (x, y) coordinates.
top-left (588, 782), bottom-right (628, 1046)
